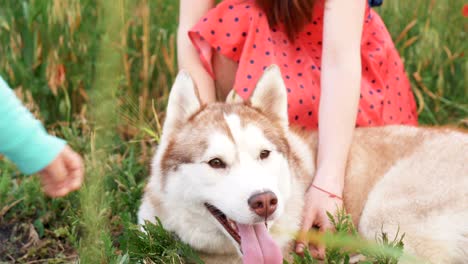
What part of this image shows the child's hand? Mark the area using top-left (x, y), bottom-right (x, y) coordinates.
top-left (39, 146), bottom-right (84, 197)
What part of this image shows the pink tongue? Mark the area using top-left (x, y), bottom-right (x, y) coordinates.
top-left (237, 223), bottom-right (283, 264)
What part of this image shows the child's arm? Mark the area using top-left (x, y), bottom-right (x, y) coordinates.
top-left (0, 77), bottom-right (83, 197)
top-left (178, 0), bottom-right (216, 103)
top-left (0, 77), bottom-right (66, 174)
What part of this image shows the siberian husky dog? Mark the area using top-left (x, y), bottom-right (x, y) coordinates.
top-left (138, 65), bottom-right (468, 264)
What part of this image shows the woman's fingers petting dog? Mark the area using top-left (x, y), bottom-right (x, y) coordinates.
top-left (295, 190), bottom-right (319, 255)
top-left (296, 184), bottom-right (342, 259)
top-left (310, 213), bottom-right (335, 259)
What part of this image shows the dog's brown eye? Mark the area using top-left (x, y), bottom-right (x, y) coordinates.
top-left (259, 150), bottom-right (270, 160)
top-left (208, 158), bottom-right (226, 169)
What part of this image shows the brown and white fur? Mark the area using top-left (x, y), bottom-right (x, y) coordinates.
top-left (138, 65), bottom-right (468, 263)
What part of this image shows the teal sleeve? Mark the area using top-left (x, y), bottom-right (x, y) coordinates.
top-left (0, 77), bottom-right (66, 174)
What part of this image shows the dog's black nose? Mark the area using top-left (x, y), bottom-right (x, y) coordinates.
top-left (248, 191), bottom-right (278, 218)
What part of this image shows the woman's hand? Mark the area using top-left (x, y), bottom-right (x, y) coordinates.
top-left (39, 146), bottom-right (84, 197)
top-left (295, 169), bottom-right (344, 259)
top-left (298, 0), bottom-right (365, 258)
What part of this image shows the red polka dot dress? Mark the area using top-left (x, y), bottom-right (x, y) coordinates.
top-left (189, 0), bottom-right (418, 129)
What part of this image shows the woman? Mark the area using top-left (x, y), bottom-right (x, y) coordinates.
top-left (177, 0), bottom-right (418, 258)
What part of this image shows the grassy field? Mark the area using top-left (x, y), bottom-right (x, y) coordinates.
top-left (0, 0), bottom-right (466, 263)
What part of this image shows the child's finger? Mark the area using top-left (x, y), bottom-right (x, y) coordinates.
top-left (44, 155), bottom-right (67, 182)
top-left (68, 174), bottom-right (83, 191)
top-left (52, 160), bottom-right (68, 182)
top-left (70, 160), bottom-right (84, 189)
top-left (51, 188), bottom-right (69, 197)
top-left (41, 170), bottom-right (70, 198)
top-left (63, 146), bottom-right (83, 171)
top-left (65, 168), bottom-right (83, 192)
top-left (63, 147), bottom-right (84, 190)
top-left (43, 182), bottom-right (69, 197)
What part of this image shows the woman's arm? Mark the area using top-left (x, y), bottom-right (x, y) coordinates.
top-left (178, 0), bottom-right (216, 103)
top-left (296, 0), bottom-right (366, 258)
top-left (315, 0), bottom-right (365, 192)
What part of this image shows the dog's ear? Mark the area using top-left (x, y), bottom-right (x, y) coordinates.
top-left (250, 65), bottom-right (288, 129)
top-left (162, 70), bottom-right (201, 135)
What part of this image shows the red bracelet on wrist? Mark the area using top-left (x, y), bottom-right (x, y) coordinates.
top-left (311, 184), bottom-right (343, 200)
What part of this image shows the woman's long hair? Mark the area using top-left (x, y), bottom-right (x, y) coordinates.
top-left (256, 0), bottom-right (316, 42)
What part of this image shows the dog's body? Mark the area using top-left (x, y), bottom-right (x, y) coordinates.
top-left (138, 66), bottom-right (468, 263)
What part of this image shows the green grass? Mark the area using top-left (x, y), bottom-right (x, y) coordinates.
top-left (0, 0), bottom-right (466, 263)
top-left (126, 219), bottom-right (204, 264)
top-left (282, 209), bottom-right (408, 264)
top-left (378, 1), bottom-right (467, 125)
top-left (128, 209), bottom-right (408, 264)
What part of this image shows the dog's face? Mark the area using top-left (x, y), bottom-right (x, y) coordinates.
top-left (150, 66), bottom-right (291, 261)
